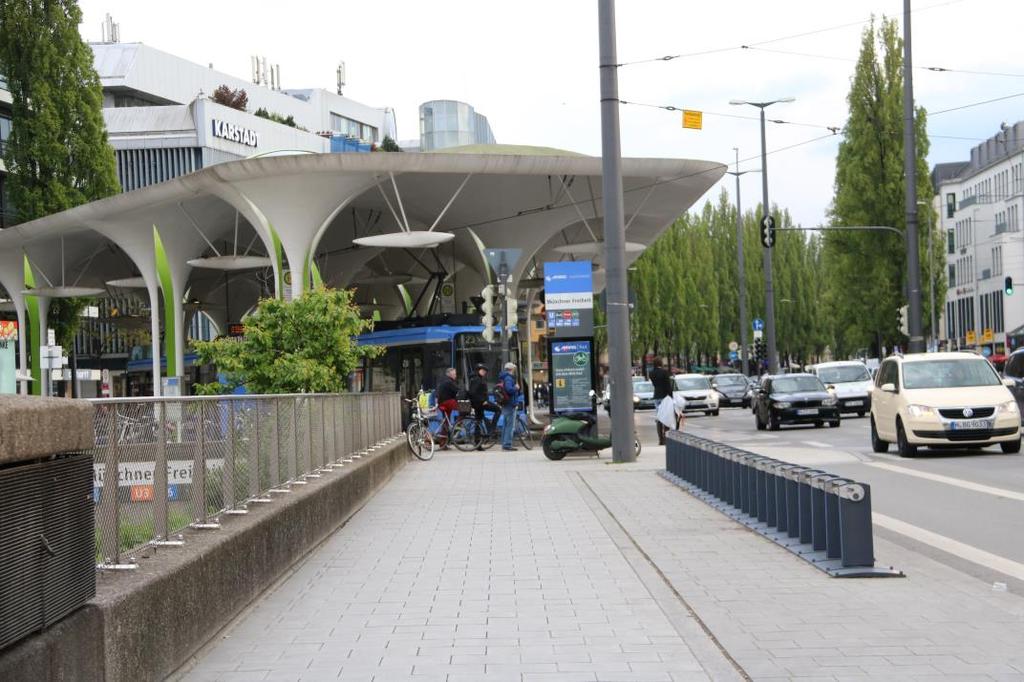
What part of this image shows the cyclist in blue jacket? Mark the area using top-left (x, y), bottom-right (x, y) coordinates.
top-left (496, 363), bottom-right (521, 451)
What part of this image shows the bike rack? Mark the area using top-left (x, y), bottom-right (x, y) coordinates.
top-left (662, 431), bottom-right (903, 578)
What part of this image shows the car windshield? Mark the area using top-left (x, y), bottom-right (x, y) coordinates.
top-left (675, 377), bottom-right (709, 391)
top-left (817, 366), bottom-right (871, 384)
top-left (715, 375), bottom-right (747, 387)
top-left (635, 381), bottom-right (654, 393)
top-left (902, 359), bottom-right (1000, 389)
top-left (772, 376), bottom-right (825, 393)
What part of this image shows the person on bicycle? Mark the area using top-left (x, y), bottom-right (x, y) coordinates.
top-left (496, 362), bottom-right (521, 451)
top-left (436, 367), bottom-right (460, 445)
top-left (468, 363), bottom-right (500, 450)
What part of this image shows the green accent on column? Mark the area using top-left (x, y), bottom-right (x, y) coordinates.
top-left (311, 261), bottom-right (324, 289)
top-left (153, 226), bottom-right (177, 377)
top-left (269, 223), bottom-right (284, 298)
top-left (23, 255), bottom-right (41, 395)
top-left (397, 284), bottom-right (413, 315)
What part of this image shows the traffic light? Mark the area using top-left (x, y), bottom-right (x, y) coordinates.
top-left (480, 285), bottom-right (497, 343)
top-left (1006, 276), bottom-right (1014, 296)
top-left (760, 215), bottom-right (776, 248)
top-left (506, 297), bottom-right (518, 330)
top-left (754, 338), bottom-right (765, 362)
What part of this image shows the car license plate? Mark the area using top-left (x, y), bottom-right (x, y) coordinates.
top-left (950, 419), bottom-right (991, 430)
top-left (846, 400), bottom-right (863, 407)
top-left (797, 408), bottom-right (818, 416)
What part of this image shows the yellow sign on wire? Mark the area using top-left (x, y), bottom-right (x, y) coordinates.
top-left (682, 110), bottom-right (703, 130)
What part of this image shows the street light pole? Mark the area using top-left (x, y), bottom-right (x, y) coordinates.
top-left (725, 149), bottom-right (760, 376)
top-left (597, 0), bottom-right (636, 463)
top-left (902, 0), bottom-right (925, 352)
top-left (730, 97), bottom-right (794, 375)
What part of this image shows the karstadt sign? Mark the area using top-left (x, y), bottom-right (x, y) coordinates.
top-left (211, 119), bottom-right (259, 147)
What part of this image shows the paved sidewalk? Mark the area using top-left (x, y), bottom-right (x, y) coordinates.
top-left (181, 445), bottom-right (1024, 681)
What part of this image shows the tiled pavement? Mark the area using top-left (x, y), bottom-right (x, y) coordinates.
top-left (180, 445), bottom-right (1024, 681)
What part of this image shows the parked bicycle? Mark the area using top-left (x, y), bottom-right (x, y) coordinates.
top-left (404, 397), bottom-right (436, 461)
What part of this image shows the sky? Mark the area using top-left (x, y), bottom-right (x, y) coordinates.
top-left (77, 0), bottom-right (1024, 228)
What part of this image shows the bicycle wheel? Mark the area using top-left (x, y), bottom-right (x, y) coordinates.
top-left (407, 422), bottom-right (436, 461)
top-left (450, 417), bottom-right (479, 452)
top-left (515, 416), bottom-right (533, 449)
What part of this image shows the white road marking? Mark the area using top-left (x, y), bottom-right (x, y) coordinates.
top-left (873, 512), bottom-right (1024, 582)
top-left (802, 440), bottom-right (832, 449)
top-left (866, 462), bottom-right (1024, 502)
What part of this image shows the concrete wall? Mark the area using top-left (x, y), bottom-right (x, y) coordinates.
top-left (0, 434), bottom-right (407, 681)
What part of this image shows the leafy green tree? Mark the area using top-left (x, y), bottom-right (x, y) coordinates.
top-left (194, 288), bottom-right (381, 394)
top-left (825, 16), bottom-right (937, 355)
top-left (378, 135), bottom-right (402, 152)
top-left (0, 0), bottom-right (120, 386)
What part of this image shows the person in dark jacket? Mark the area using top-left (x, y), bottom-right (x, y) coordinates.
top-left (468, 364), bottom-right (500, 449)
top-left (649, 357), bottom-right (673, 445)
top-left (435, 367), bottom-right (460, 445)
top-left (496, 363), bottom-right (521, 450)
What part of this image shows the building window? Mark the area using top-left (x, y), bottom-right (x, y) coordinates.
top-left (330, 113), bottom-right (376, 142)
top-left (946, 192), bottom-right (956, 218)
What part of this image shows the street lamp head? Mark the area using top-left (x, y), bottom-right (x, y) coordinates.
top-left (776, 97), bottom-right (796, 104)
top-left (728, 99), bottom-right (748, 106)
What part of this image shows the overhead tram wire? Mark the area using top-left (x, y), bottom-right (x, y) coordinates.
top-left (617, 99), bottom-right (842, 133)
top-left (739, 45), bottom-right (1024, 79)
top-left (614, 0), bottom-right (966, 68)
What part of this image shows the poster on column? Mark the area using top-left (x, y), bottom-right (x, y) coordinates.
top-left (544, 261), bottom-right (593, 338)
top-left (550, 340), bottom-right (594, 414)
top-left (0, 321), bottom-right (17, 394)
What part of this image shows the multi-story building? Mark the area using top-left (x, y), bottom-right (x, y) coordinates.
top-left (932, 120), bottom-right (1024, 360)
top-left (92, 41), bottom-right (396, 191)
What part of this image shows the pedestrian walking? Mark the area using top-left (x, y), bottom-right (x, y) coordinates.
top-left (649, 358), bottom-right (673, 445)
top-left (496, 362), bottom-right (520, 451)
top-left (468, 363), bottom-right (500, 450)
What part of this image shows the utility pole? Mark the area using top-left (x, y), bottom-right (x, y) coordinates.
top-left (731, 97), bottom-right (793, 374)
top-left (903, 0), bottom-right (925, 353)
top-left (597, 0), bottom-right (635, 463)
top-left (726, 148), bottom-right (759, 376)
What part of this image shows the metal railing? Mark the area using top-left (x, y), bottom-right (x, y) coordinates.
top-left (86, 392), bottom-right (402, 568)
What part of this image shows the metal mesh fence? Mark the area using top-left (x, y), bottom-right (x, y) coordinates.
top-left (86, 392), bottom-right (401, 567)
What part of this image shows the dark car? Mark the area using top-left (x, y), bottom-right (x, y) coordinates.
top-left (712, 373), bottom-right (752, 408)
top-left (1004, 349), bottom-right (1024, 419)
top-left (753, 373), bottom-right (840, 430)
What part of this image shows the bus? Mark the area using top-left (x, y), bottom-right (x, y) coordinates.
top-left (354, 314), bottom-right (519, 400)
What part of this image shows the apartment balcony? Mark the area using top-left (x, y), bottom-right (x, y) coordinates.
top-left (994, 221), bottom-right (1010, 235)
top-left (959, 195), bottom-right (977, 209)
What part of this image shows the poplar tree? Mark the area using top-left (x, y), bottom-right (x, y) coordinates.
top-left (825, 16), bottom-right (937, 355)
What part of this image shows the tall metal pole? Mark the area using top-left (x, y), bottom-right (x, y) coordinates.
top-left (598, 0), bottom-right (635, 462)
top-left (919, 201), bottom-right (937, 350)
top-left (903, 0), bottom-right (925, 353)
top-left (730, 149), bottom-right (750, 376)
top-left (759, 108), bottom-right (778, 374)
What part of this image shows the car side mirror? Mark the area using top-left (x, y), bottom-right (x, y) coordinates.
top-left (1003, 377), bottom-right (1016, 388)
top-left (880, 382), bottom-right (896, 393)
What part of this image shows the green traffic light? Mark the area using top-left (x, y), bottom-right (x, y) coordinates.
top-left (1005, 276), bottom-right (1014, 296)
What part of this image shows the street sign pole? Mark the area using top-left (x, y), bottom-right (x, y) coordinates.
top-left (598, 0), bottom-right (636, 463)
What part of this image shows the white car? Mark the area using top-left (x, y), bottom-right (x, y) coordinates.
top-left (672, 374), bottom-right (719, 416)
top-left (870, 352), bottom-right (1021, 457)
top-left (808, 361), bottom-right (873, 417)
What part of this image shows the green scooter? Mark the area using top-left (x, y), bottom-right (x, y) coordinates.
top-left (541, 409), bottom-right (642, 460)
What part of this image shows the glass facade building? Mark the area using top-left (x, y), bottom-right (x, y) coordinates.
top-left (419, 100), bottom-right (495, 151)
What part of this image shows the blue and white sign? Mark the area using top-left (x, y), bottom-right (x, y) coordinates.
top-left (752, 318), bottom-right (765, 332)
top-left (729, 351), bottom-right (739, 361)
top-left (544, 261), bottom-right (593, 338)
